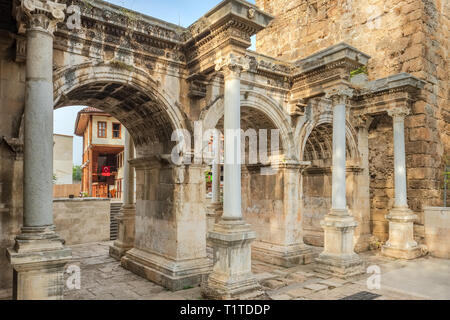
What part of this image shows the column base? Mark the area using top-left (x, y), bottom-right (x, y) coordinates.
top-left (315, 211), bottom-right (364, 279)
top-left (315, 253), bottom-right (364, 279)
top-left (382, 207), bottom-right (422, 260)
top-left (109, 207), bottom-right (136, 261)
top-left (109, 242), bottom-right (132, 261)
top-left (202, 219), bottom-right (263, 300)
top-left (121, 248), bottom-right (212, 292)
top-left (206, 203), bottom-right (223, 233)
top-left (252, 241), bottom-right (314, 267)
top-left (6, 226), bottom-right (72, 300)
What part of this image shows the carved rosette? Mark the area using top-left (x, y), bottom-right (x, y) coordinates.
top-left (14, 0), bottom-right (66, 35)
top-left (387, 106), bottom-right (410, 119)
top-left (325, 87), bottom-right (354, 106)
top-left (215, 53), bottom-right (251, 79)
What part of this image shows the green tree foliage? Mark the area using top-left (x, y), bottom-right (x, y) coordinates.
top-left (73, 165), bottom-right (82, 182)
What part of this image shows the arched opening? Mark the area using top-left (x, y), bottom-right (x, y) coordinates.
top-left (51, 76), bottom-right (210, 293)
top-left (301, 122), bottom-right (358, 247)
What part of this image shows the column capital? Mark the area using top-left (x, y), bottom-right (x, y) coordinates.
top-left (13, 0), bottom-right (66, 35)
top-left (387, 106), bottom-right (410, 119)
top-left (354, 113), bottom-right (373, 129)
top-left (215, 53), bottom-right (250, 79)
top-left (325, 87), bottom-right (354, 105)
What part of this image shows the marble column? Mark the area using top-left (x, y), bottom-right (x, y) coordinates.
top-left (315, 88), bottom-right (364, 278)
top-left (202, 54), bottom-right (261, 300)
top-left (382, 107), bottom-right (421, 259)
top-left (110, 130), bottom-right (136, 260)
top-left (206, 135), bottom-right (223, 234)
top-left (211, 139), bottom-right (221, 205)
top-left (7, 1), bottom-right (71, 300)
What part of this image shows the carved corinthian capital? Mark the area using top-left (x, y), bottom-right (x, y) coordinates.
top-left (13, 0), bottom-right (66, 35)
top-left (387, 106), bottom-right (410, 118)
top-left (215, 53), bottom-right (251, 79)
top-left (325, 87), bottom-right (354, 105)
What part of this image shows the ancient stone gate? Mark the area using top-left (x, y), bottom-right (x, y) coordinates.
top-left (0, 0), bottom-right (433, 299)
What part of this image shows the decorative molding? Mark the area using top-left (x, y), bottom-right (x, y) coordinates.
top-left (354, 114), bottom-right (373, 129)
top-left (387, 106), bottom-right (410, 118)
top-left (2, 137), bottom-right (24, 160)
top-left (325, 87), bottom-right (354, 105)
top-left (14, 34), bottom-right (26, 62)
top-left (288, 99), bottom-right (307, 117)
top-left (188, 77), bottom-right (207, 99)
top-left (215, 53), bottom-right (250, 78)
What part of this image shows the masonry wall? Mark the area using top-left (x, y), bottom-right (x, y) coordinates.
top-left (0, 30), bottom-right (25, 292)
top-left (53, 198), bottom-right (111, 245)
top-left (256, 0), bottom-right (450, 241)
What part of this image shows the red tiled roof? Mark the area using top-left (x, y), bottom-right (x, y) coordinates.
top-left (78, 107), bottom-right (105, 114)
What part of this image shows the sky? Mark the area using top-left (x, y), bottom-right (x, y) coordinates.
top-left (54, 0), bottom-right (256, 166)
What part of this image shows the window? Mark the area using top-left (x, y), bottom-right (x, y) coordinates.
top-left (98, 121), bottom-right (107, 138)
top-left (112, 123), bottom-right (121, 139)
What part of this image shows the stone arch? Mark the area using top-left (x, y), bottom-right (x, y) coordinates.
top-left (200, 91), bottom-right (295, 159)
top-left (53, 62), bottom-right (189, 149)
top-left (297, 99), bottom-right (360, 248)
top-left (51, 63), bottom-right (210, 290)
top-left (296, 104), bottom-right (358, 162)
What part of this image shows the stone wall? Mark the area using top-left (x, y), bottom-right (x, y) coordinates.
top-left (53, 198), bottom-right (111, 245)
top-left (302, 169), bottom-right (331, 247)
top-left (255, 0), bottom-right (450, 241)
top-left (0, 28), bottom-right (26, 291)
top-left (424, 207), bottom-right (450, 258)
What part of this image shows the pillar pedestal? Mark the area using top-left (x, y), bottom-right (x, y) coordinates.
top-left (6, 226), bottom-right (72, 300)
top-left (109, 206), bottom-right (136, 260)
top-left (122, 248), bottom-right (211, 292)
top-left (315, 210), bottom-right (364, 278)
top-left (252, 242), bottom-right (314, 267)
top-left (382, 208), bottom-right (422, 259)
top-left (202, 219), bottom-right (262, 300)
top-left (206, 203), bottom-right (223, 245)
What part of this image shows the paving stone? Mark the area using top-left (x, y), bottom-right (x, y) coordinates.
top-left (319, 279), bottom-right (346, 288)
top-left (255, 272), bottom-right (278, 282)
top-left (270, 294), bottom-right (292, 300)
top-left (261, 279), bottom-right (287, 289)
top-left (286, 273), bottom-right (307, 282)
top-left (304, 283), bottom-right (328, 291)
top-left (285, 287), bottom-right (312, 298)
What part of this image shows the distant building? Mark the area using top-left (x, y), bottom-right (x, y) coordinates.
top-left (53, 134), bottom-right (73, 185)
top-left (74, 107), bottom-right (125, 199)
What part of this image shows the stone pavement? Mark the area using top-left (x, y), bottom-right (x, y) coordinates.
top-left (2, 241), bottom-right (448, 300)
top-left (59, 241), bottom-right (450, 300)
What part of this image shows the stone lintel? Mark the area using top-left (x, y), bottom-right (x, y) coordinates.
top-left (294, 42), bottom-right (371, 76)
top-left (121, 248), bottom-right (212, 291)
top-left (188, 0), bottom-right (274, 41)
top-left (362, 72), bottom-right (426, 94)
